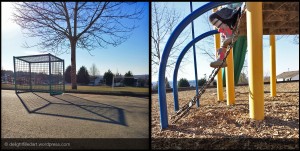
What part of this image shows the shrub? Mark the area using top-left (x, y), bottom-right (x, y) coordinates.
top-left (198, 78), bottom-right (207, 86)
top-left (178, 78), bottom-right (190, 87)
top-left (77, 66), bottom-right (90, 84)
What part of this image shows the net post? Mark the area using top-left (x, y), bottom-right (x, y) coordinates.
top-left (63, 59), bottom-right (65, 93)
top-left (49, 54), bottom-right (52, 95)
top-left (13, 57), bottom-right (17, 93)
top-left (29, 62), bottom-right (32, 92)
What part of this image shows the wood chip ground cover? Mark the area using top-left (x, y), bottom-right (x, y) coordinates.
top-left (151, 82), bottom-right (299, 149)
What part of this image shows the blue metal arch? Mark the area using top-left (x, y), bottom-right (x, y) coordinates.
top-left (173, 30), bottom-right (219, 111)
top-left (158, 2), bottom-right (231, 129)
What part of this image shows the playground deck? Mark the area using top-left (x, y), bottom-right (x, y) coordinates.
top-left (151, 81), bottom-right (299, 149)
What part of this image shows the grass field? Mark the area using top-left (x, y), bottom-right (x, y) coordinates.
top-left (65, 85), bottom-right (148, 93)
top-left (1, 83), bottom-right (149, 94)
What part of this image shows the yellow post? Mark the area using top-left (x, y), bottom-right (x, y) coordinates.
top-left (225, 47), bottom-right (235, 105)
top-left (213, 8), bottom-right (224, 101)
top-left (270, 35), bottom-right (276, 97)
top-left (246, 2), bottom-right (264, 120)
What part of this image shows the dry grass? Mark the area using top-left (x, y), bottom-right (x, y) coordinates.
top-left (1, 83), bottom-right (149, 93)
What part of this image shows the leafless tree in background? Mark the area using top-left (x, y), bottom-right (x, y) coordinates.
top-left (12, 2), bottom-right (143, 89)
top-left (195, 11), bottom-right (216, 61)
top-left (151, 2), bottom-right (190, 77)
top-left (89, 63), bottom-right (99, 78)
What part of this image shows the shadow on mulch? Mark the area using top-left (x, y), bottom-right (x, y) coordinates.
top-left (264, 116), bottom-right (299, 129)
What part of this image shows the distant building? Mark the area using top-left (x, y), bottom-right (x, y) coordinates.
top-left (1, 74), bottom-right (12, 83)
top-left (133, 74), bottom-right (149, 87)
top-left (88, 74), bottom-right (149, 87)
top-left (88, 76), bottom-right (104, 86)
top-left (276, 70), bottom-right (299, 81)
top-left (94, 76), bottom-right (103, 85)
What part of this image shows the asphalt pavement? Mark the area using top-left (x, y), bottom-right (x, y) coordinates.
top-left (1, 90), bottom-right (149, 138)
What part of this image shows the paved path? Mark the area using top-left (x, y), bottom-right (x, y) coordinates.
top-left (1, 90), bottom-right (149, 138)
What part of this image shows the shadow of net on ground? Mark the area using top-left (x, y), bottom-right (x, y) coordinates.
top-left (16, 92), bottom-right (127, 126)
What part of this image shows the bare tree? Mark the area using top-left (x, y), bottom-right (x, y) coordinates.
top-left (12, 2), bottom-right (143, 89)
top-left (151, 2), bottom-right (190, 76)
top-left (196, 11), bottom-right (216, 61)
top-left (115, 70), bottom-right (122, 78)
top-left (89, 63), bottom-right (99, 78)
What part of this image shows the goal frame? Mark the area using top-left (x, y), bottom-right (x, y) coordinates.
top-left (13, 53), bottom-right (65, 95)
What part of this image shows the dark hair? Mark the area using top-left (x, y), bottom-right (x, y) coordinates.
top-left (209, 13), bottom-right (222, 25)
top-left (209, 7), bottom-right (241, 30)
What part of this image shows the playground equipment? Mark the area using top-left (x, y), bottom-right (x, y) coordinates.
top-left (171, 10), bottom-right (245, 123)
top-left (14, 53), bottom-right (65, 95)
top-left (189, 2), bottom-right (200, 108)
top-left (172, 30), bottom-right (219, 112)
top-left (222, 36), bottom-right (247, 85)
top-left (157, 2), bottom-right (266, 129)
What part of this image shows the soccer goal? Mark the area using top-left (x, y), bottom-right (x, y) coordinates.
top-left (13, 53), bottom-right (65, 95)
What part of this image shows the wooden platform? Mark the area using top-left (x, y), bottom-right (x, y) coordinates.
top-left (238, 2), bottom-right (299, 35)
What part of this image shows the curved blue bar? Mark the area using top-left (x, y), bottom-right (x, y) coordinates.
top-left (158, 2), bottom-right (231, 129)
top-left (173, 30), bottom-right (219, 112)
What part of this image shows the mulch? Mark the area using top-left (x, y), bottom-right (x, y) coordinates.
top-left (151, 82), bottom-right (299, 150)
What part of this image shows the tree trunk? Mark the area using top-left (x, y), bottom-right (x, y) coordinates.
top-left (71, 40), bottom-right (77, 89)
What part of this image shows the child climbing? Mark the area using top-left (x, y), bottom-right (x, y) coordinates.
top-left (209, 2), bottom-right (244, 68)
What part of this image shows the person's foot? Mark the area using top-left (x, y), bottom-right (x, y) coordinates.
top-left (210, 60), bottom-right (227, 68)
top-left (210, 48), bottom-right (227, 68)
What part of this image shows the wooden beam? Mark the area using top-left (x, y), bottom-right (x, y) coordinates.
top-left (269, 15), bottom-right (299, 34)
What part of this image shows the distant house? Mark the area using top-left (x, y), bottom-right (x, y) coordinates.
top-left (89, 76), bottom-right (104, 86)
top-left (88, 74), bottom-right (149, 87)
top-left (94, 76), bottom-right (103, 85)
top-left (276, 70), bottom-right (299, 81)
top-left (133, 74), bottom-right (149, 87)
top-left (2, 74), bottom-right (13, 84)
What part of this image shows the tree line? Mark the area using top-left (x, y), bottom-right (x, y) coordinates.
top-left (64, 65), bottom-right (148, 87)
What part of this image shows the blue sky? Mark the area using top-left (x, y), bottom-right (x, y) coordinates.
top-left (2, 2), bottom-right (299, 82)
top-left (1, 2), bottom-right (149, 76)
top-left (151, 2), bottom-right (299, 82)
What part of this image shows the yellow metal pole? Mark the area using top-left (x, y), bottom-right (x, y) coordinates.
top-left (246, 2), bottom-right (264, 120)
top-left (225, 47), bottom-right (235, 105)
top-left (213, 8), bottom-right (224, 101)
top-left (270, 35), bottom-right (276, 97)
